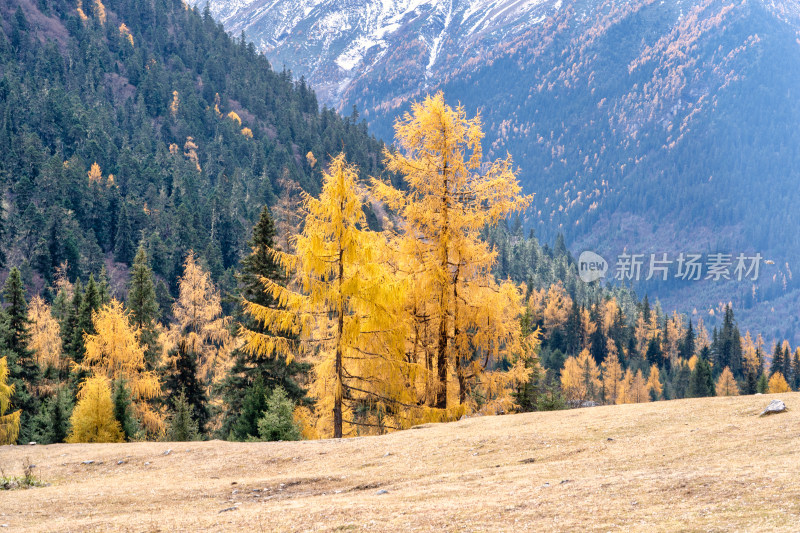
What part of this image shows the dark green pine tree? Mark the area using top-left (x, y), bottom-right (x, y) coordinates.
top-left (589, 305), bottom-right (607, 364)
top-left (167, 389), bottom-right (199, 442)
top-left (113, 379), bottom-right (139, 441)
top-left (0, 201), bottom-right (6, 269)
top-left (231, 377), bottom-right (269, 441)
top-left (61, 278), bottom-right (83, 363)
top-left (672, 363), bottom-right (691, 399)
top-left (1, 268), bottom-right (40, 442)
top-left (688, 347), bottom-right (715, 398)
top-left (770, 343), bottom-right (784, 377)
top-left (792, 350), bottom-right (800, 391)
top-left (164, 340), bottom-right (209, 434)
top-left (679, 319), bottom-right (695, 360)
top-left (48, 389), bottom-right (72, 444)
top-left (114, 201), bottom-right (135, 265)
top-left (219, 207), bottom-right (309, 439)
top-left (73, 274), bottom-right (102, 362)
top-left (756, 373), bottom-right (769, 394)
top-left (743, 367), bottom-right (758, 395)
top-left (782, 344), bottom-right (792, 383)
top-left (127, 244), bottom-right (161, 370)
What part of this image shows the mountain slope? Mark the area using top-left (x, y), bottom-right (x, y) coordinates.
top-left (4, 393), bottom-right (800, 531)
top-left (0, 0), bottom-right (385, 298)
top-left (202, 0), bottom-right (800, 340)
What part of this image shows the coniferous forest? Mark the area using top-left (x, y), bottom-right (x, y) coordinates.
top-left (1, 0), bottom-right (800, 447)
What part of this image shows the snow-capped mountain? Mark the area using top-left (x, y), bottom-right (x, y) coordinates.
top-left (193, 0), bottom-right (561, 104)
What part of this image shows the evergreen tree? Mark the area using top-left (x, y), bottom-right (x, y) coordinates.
top-left (770, 344), bottom-right (784, 377)
top-left (743, 368), bottom-right (758, 395)
top-left (220, 207), bottom-right (309, 437)
top-left (114, 201), bottom-right (136, 265)
top-left (1, 268), bottom-right (39, 442)
top-left (756, 373), bottom-right (769, 394)
top-left (256, 386), bottom-right (301, 442)
top-left (0, 202), bottom-right (5, 269)
top-left (127, 244), bottom-right (161, 370)
top-left (164, 340), bottom-right (209, 433)
top-left (112, 379), bottom-right (139, 441)
top-left (672, 363), bottom-right (691, 399)
top-left (688, 347), bottom-right (715, 398)
top-left (73, 275), bottom-right (102, 362)
top-left (167, 389), bottom-right (199, 442)
top-left (230, 378), bottom-right (269, 441)
top-left (679, 319), bottom-right (695, 359)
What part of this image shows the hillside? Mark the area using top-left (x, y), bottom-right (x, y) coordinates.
top-left (0, 0), bottom-right (385, 299)
top-left (3, 393), bottom-right (800, 531)
top-left (199, 0), bottom-right (800, 342)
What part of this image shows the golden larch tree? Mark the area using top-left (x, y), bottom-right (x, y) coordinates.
top-left (67, 375), bottom-right (124, 443)
top-left (715, 366), bottom-right (739, 396)
top-left (561, 356), bottom-right (586, 405)
top-left (628, 369), bottom-right (651, 403)
top-left (647, 364), bottom-right (663, 400)
top-left (0, 357), bottom-right (21, 445)
top-left (82, 300), bottom-right (163, 434)
top-left (168, 252), bottom-right (233, 388)
top-left (243, 154), bottom-right (416, 438)
top-left (768, 372), bottom-right (790, 394)
top-left (27, 296), bottom-right (63, 370)
top-left (577, 348), bottom-right (601, 403)
top-left (601, 344), bottom-right (623, 404)
top-left (370, 91), bottom-right (531, 410)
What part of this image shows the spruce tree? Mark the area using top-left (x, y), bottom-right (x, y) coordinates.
top-left (112, 380), bottom-right (139, 441)
top-left (0, 202), bottom-right (5, 269)
top-left (231, 378), bottom-right (269, 441)
top-left (127, 244), bottom-right (161, 369)
top-left (688, 347), bottom-right (715, 398)
top-left (770, 344), bottom-right (784, 377)
top-left (256, 386), bottom-right (301, 442)
top-left (220, 207), bottom-right (309, 437)
top-left (165, 340), bottom-right (209, 433)
top-left (679, 319), bottom-right (695, 360)
top-left (756, 373), bottom-right (769, 394)
top-left (1, 268), bottom-right (40, 442)
top-left (167, 389), bottom-right (199, 442)
top-left (114, 201), bottom-right (135, 265)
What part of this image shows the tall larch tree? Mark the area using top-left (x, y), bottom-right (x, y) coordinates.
top-left (242, 154), bottom-right (414, 438)
top-left (81, 300), bottom-right (163, 435)
top-left (370, 91), bottom-right (531, 411)
top-left (168, 252), bottom-right (233, 389)
top-left (715, 367), bottom-right (739, 396)
top-left (67, 375), bottom-right (124, 443)
top-left (0, 356), bottom-right (20, 445)
top-left (601, 344), bottom-right (623, 404)
top-left (27, 296), bottom-right (63, 372)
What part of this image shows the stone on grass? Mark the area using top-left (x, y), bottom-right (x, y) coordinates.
top-left (759, 399), bottom-right (787, 416)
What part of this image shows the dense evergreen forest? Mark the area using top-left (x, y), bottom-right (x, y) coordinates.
top-left (0, 0), bottom-right (384, 298)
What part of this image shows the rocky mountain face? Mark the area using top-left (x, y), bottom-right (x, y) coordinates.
top-left (196, 0), bottom-right (800, 341)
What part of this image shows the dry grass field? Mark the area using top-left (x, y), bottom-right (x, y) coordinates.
top-left (1, 393), bottom-right (799, 532)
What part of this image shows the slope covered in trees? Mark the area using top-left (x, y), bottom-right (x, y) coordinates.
top-left (0, 0), bottom-right (385, 298)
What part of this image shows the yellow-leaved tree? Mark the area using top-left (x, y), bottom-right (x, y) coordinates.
top-left (0, 357), bottom-right (21, 445)
top-left (715, 366), bottom-right (739, 396)
top-left (81, 300), bottom-right (163, 434)
top-left (577, 348), bottom-right (601, 403)
top-left (242, 154), bottom-right (416, 438)
top-left (67, 375), bottom-right (123, 443)
top-left (647, 365), bottom-right (663, 400)
top-left (768, 372), bottom-right (790, 394)
top-left (560, 356), bottom-right (586, 405)
top-left (370, 92), bottom-right (531, 412)
top-left (168, 252), bottom-right (233, 386)
top-left (601, 346), bottom-right (623, 405)
top-left (27, 296), bottom-right (63, 371)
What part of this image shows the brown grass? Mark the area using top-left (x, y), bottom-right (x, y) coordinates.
top-left (2, 393), bottom-right (799, 532)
